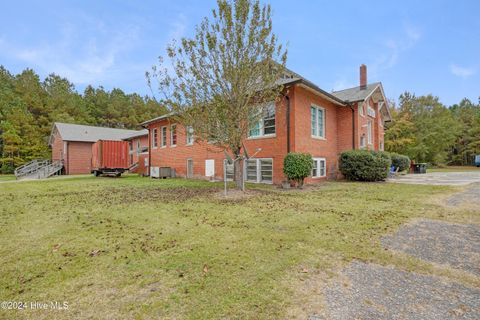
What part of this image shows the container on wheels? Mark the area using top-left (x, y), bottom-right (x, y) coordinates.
top-left (91, 140), bottom-right (129, 177)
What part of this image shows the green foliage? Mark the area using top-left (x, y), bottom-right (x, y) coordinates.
top-left (339, 150), bottom-right (391, 181)
top-left (448, 98), bottom-right (480, 165)
top-left (0, 66), bottom-right (166, 173)
top-left (385, 92), bottom-right (460, 165)
top-left (389, 153), bottom-right (410, 171)
top-left (283, 152), bottom-right (313, 187)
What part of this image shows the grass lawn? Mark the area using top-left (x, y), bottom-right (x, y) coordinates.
top-left (0, 174), bottom-right (15, 181)
top-left (0, 175), bottom-right (477, 319)
top-left (429, 165), bottom-right (480, 173)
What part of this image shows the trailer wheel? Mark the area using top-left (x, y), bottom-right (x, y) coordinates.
top-left (94, 170), bottom-right (101, 177)
top-left (115, 172), bottom-right (122, 177)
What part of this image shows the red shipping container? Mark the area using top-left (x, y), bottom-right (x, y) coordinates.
top-left (91, 140), bottom-right (129, 175)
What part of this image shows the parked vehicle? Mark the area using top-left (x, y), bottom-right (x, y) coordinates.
top-left (91, 140), bottom-right (129, 177)
top-left (475, 155), bottom-right (480, 167)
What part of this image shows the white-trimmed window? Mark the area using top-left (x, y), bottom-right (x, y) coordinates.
top-left (248, 102), bottom-right (276, 138)
top-left (160, 126), bottom-right (167, 147)
top-left (186, 126), bottom-right (194, 145)
top-left (136, 140), bottom-right (140, 154)
top-left (360, 135), bottom-right (366, 148)
top-left (312, 158), bottom-right (326, 178)
top-left (311, 105), bottom-right (325, 138)
top-left (359, 102), bottom-right (365, 116)
top-left (170, 124), bottom-right (177, 146)
top-left (367, 120), bottom-right (373, 145)
top-left (380, 140), bottom-right (384, 151)
top-left (245, 158), bottom-right (273, 183)
top-left (152, 128), bottom-right (158, 148)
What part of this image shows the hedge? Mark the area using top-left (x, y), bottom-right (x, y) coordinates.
top-left (339, 150), bottom-right (391, 181)
top-left (389, 153), bottom-right (410, 172)
top-left (283, 152), bottom-right (313, 187)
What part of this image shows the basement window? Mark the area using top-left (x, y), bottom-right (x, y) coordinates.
top-left (312, 158), bottom-right (326, 178)
top-left (248, 102), bottom-right (276, 138)
top-left (245, 158), bottom-right (273, 183)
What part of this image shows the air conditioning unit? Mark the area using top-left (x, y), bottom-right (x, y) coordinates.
top-left (150, 166), bottom-right (160, 178)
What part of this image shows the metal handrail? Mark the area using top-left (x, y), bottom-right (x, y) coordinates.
top-left (14, 159), bottom-right (64, 180)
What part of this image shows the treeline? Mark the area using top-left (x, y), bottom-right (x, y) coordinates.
top-left (0, 66), bottom-right (166, 173)
top-left (385, 92), bottom-right (480, 165)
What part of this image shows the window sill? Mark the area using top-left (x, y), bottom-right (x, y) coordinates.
top-left (170, 145), bottom-right (177, 148)
top-left (247, 134), bottom-right (276, 140)
top-left (311, 176), bottom-right (326, 179)
top-left (311, 135), bottom-right (326, 141)
top-left (186, 143), bottom-right (194, 146)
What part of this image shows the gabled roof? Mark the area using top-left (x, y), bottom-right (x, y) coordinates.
top-left (331, 82), bottom-right (381, 102)
top-left (50, 122), bottom-right (147, 144)
top-left (280, 67), bottom-right (346, 106)
top-left (140, 112), bottom-right (176, 127)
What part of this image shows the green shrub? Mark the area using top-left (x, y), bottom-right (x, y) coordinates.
top-left (389, 153), bottom-right (410, 171)
top-left (339, 150), bottom-right (391, 181)
top-left (283, 152), bottom-right (313, 187)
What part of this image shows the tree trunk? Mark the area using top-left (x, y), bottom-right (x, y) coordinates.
top-left (233, 149), bottom-right (244, 191)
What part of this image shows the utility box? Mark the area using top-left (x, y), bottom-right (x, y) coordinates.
top-left (91, 140), bottom-right (129, 177)
top-left (150, 166), bottom-right (175, 178)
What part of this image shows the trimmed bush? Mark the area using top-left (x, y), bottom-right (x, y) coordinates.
top-left (339, 150), bottom-right (391, 181)
top-left (283, 152), bottom-right (313, 187)
top-left (389, 153), bottom-right (410, 172)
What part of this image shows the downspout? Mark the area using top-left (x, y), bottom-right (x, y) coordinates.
top-left (349, 103), bottom-right (355, 149)
top-left (148, 127), bottom-right (151, 176)
top-left (285, 95), bottom-right (291, 153)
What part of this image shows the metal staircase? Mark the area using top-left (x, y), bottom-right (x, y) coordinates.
top-left (14, 159), bottom-right (64, 180)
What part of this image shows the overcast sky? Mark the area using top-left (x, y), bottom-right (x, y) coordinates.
top-left (1, 0), bottom-right (478, 105)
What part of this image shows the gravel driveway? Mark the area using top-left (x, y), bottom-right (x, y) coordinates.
top-left (390, 171), bottom-right (480, 186)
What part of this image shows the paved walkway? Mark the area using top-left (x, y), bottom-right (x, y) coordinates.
top-left (389, 171), bottom-right (480, 186)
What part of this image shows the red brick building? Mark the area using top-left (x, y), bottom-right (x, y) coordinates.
top-left (141, 65), bottom-right (391, 184)
top-left (49, 122), bottom-right (148, 174)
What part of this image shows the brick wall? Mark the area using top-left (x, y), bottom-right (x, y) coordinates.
top-left (146, 83), bottom-right (387, 185)
top-left (66, 142), bottom-right (93, 174)
top-left (51, 130), bottom-right (64, 162)
top-left (290, 85), bottom-right (340, 182)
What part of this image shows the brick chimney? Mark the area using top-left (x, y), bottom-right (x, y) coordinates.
top-left (360, 64), bottom-right (367, 90)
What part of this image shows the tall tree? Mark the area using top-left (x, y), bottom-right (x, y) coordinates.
top-left (148, 0), bottom-right (287, 190)
top-left (385, 92), bottom-right (460, 164)
top-left (449, 98), bottom-right (480, 165)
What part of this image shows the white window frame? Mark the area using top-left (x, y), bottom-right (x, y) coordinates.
top-left (186, 126), bottom-right (194, 145)
top-left (359, 102), bottom-right (365, 117)
top-left (152, 128), bottom-right (158, 149)
top-left (245, 158), bottom-right (273, 184)
top-left (311, 104), bottom-right (326, 139)
top-left (360, 135), bottom-right (366, 149)
top-left (170, 124), bottom-right (177, 147)
top-left (160, 126), bottom-right (167, 148)
top-left (367, 120), bottom-right (373, 145)
top-left (136, 140), bottom-right (140, 154)
top-left (248, 102), bottom-right (276, 139)
top-left (312, 158), bottom-right (326, 178)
